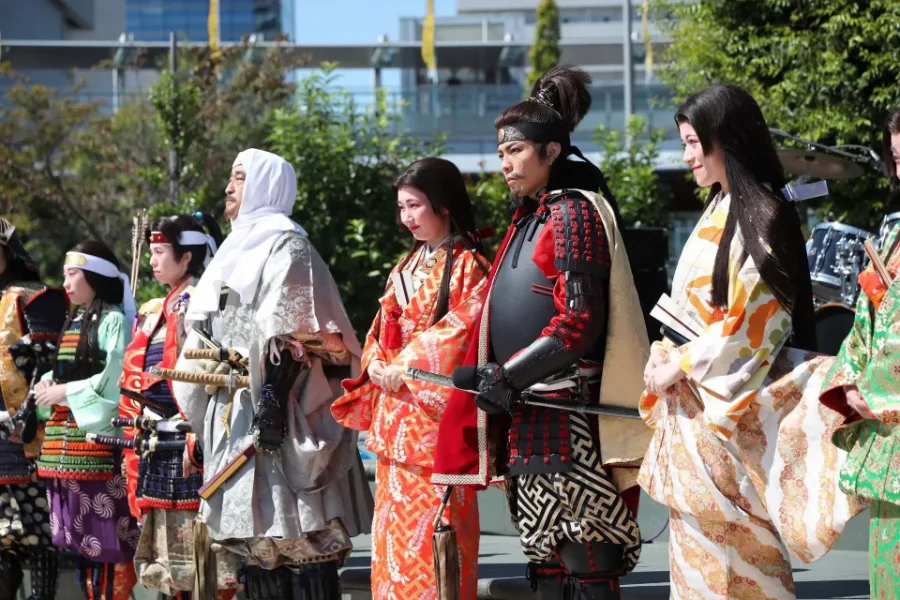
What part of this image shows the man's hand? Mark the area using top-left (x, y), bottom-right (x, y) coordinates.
top-left (473, 363), bottom-right (518, 415)
top-left (845, 385), bottom-right (876, 420)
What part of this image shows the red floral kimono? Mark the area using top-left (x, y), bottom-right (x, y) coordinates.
top-left (332, 241), bottom-right (489, 600)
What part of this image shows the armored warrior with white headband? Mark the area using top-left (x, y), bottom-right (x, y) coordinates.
top-left (33, 239), bottom-right (140, 600)
top-left (432, 66), bottom-right (650, 599)
top-left (170, 149), bottom-right (373, 600)
top-left (116, 214), bottom-right (233, 598)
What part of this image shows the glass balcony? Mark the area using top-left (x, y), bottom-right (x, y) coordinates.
top-left (380, 82), bottom-right (679, 152)
top-left (1, 81), bottom-right (679, 152)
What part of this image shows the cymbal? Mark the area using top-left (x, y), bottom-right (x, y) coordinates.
top-left (777, 148), bottom-right (864, 180)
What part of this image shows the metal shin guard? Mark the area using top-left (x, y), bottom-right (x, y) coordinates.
top-left (242, 566), bottom-right (293, 600)
top-left (0, 553), bottom-right (23, 600)
top-left (242, 562), bottom-right (341, 600)
top-left (558, 540), bottom-right (623, 600)
top-left (290, 561), bottom-right (341, 600)
top-left (526, 561), bottom-right (568, 600)
top-left (26, 548), bottom-right (59, 600)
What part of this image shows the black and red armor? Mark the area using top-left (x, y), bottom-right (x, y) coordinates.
top-left (470, 183), bottom-right (640, 600)
top-left (477, 190), bottom-right (611, 478)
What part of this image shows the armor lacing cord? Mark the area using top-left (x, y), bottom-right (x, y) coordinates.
top-left (510, 213), bottom-right (535, 269)
top-left (266, 337), bottom-right (282, 367)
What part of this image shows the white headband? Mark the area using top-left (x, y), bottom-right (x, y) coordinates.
top-left (149, 230), bottom-right (218, 267)
top-left (65, 252), bottom-right (119, 278)
top-left (64, 251), bottom-right (137, 323)
top-left (150, 230), bottom-right (211, 247)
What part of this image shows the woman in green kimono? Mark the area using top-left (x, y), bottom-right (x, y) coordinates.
top-left (33, 240), bottom-right (140, 600)
top-left (819, 108), bottom-right (900, 599)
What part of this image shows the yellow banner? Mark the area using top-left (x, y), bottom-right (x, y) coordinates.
top-left (208, 0), bottom-right (220, 49)
top-left (421, 0), bottom-right (436, 72)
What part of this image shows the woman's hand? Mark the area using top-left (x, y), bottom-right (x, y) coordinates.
top-left (844, 385), bottom-right (876, 420)
top-left (182, 443), bottom-right (199, 478)
top-left (33, 379), bottom-right (54, 394)
top-left (381, 365), bottom-right (406, 393)
top-left (367, 360), bottom-right (386, 387)
top-left (646, 360), bottom-right (686, 399)
top-left (34, 383), bottom-right (67, 407)
top-left (643, 346), bottom-right (668, 386)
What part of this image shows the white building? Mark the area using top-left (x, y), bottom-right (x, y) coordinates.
top-left (395, 0), bottom-right (676, 159)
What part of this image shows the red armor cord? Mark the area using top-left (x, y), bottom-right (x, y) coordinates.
top-left (532, 194), bottom-right (611, 356)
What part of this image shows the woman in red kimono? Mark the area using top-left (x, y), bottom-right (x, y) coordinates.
top-left (118, 214), bottom-right (223, 598)
top-left (332, 157), bottom-right (490, 600)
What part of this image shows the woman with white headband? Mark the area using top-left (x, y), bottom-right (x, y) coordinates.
top-left (116, 214), bottom-right (229, 597)
top-left (32, 239), bottom-right (140, 600)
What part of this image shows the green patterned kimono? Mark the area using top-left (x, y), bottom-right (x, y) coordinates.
top-left (820, 225), bottom-right (900, 599)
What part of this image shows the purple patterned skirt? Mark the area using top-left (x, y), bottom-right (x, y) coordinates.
top-left (46, 473), bottom-right (140, 563)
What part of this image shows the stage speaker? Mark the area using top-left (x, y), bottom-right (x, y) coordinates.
top-left (622, 227), bottom-right (670, 343)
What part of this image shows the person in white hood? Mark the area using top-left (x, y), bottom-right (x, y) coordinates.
top-left (172, 149), bottom-right (373, 600)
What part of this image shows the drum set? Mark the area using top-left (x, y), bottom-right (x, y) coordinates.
top-left (772, 129), bottom-right (889, 355)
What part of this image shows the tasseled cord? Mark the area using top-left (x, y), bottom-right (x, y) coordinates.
top-left (382, 307), bottom-right (404, 350)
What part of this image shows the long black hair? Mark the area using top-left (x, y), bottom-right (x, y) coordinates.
top-left (146, 213), bottom-right (222, 278)
top-left (882, 109), bottom-right (900, 188)
top-left (393, 157), bottom-right (489, 323)
top-left (493, 65), bottom-right (622, 220)
top-left (676, 84), bottom-right (815, 351)
top-left (64, 240), bottom-right (124, 374)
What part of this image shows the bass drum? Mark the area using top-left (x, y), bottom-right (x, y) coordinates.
top-left (814, 303), bottom-right (856, 356)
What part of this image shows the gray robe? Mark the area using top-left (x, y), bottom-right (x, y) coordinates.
top-left (173, 232), bottom-right (373, 563)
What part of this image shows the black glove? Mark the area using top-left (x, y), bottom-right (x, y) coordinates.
top-left (252, 385), bottom-right (285, 453)
top-left (473, 363), bottom-right (520, 415)
top-left (252, 347), bottom-right (306, 453)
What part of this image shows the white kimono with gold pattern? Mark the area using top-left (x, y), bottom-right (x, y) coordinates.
top-left (638, 195), bottom-right (865, 599)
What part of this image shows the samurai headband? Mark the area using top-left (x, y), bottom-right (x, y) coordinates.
top-left (149, 230), bottom-right (214, 248)
top-left (497, 120), bottom-right (570, 146)
top-left (65, 252), bottom-right (120, 278)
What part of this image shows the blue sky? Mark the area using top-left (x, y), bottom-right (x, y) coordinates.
top-left (293, 0), bottom-right (458, 91)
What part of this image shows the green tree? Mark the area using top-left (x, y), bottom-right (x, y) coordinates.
top-left (654, 0), bottom-right (900, 229)
top-left (267, 65), bottom-right (445, 332)
top-left (526, 0), bottom-right (561, 91)
top-left (0, 64), bottom-right (146, 280)
top-left (466, 169), bottom-right (511, 255)
top-left (131, 42), bottom-right (305, 301)
top-left (595, 116), bottom-right (671, 228)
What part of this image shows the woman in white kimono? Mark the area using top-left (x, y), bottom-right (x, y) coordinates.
top-left (639, 85), bottom-right (864, 599)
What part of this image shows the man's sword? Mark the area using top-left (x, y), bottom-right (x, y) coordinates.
top-left (405, 367), bottom-right (641, 420)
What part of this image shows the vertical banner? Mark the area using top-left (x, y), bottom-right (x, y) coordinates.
top-left (208, 0), bottom-right (220, 49)
top-left (641, 0), bottom-right (653, 84)
top-left (421, 0), bottom-right (437, 81)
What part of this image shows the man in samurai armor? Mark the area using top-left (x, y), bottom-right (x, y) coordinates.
top-left (432, 66), bottom-right (651, 599)
top-left (170, 149), bottom-right (373, 600)
top-left (0, 218), bottom-right (69, 600)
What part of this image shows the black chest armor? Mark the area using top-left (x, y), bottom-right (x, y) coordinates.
top-left (489, 208), bottom-right (558, 364)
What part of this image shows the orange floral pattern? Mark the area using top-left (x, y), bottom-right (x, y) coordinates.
top-left (333, 242), bottom-right (489, 600)
top-left (639, 195), bottom-right (865, 598)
